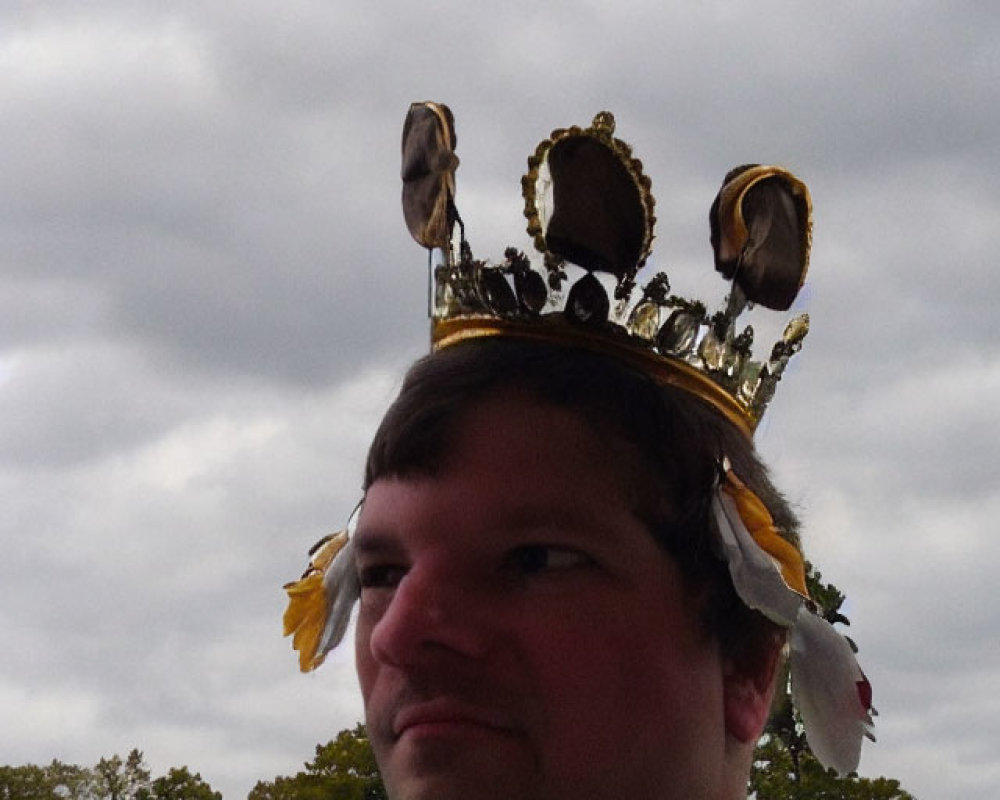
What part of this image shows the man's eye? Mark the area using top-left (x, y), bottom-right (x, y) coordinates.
top-left (358, 564), bottom-right (407, 589)
top-left (506, 545), bottom-right (590, 576)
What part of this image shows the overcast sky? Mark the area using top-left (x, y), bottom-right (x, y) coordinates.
top-left (2, 2), bottom-right (998, 798)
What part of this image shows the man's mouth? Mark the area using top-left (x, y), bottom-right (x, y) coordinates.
top-left (393, 699), bottom-right (522, 740)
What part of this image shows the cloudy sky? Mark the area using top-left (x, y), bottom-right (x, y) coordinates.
top-left (2, 1), bottom-right (997, 797)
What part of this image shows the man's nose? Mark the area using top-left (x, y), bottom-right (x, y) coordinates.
top-left (367, 566), bottom-right (492, 667)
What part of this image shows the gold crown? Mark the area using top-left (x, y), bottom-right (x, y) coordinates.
top-left (401, 103), bottom-right (813, 436)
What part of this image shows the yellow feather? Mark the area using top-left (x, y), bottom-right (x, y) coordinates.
top-left (283, 530), bottom-right (349, 672)
top-left (721, 470), bottom-right (808, 599)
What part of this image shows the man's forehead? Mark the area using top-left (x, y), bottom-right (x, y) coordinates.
top-left (357, 399), bottom-right (645, 543)
top-left (358, 480), bottom-right (622, 537)
top-left (359, 385), bottom-right (688, 583)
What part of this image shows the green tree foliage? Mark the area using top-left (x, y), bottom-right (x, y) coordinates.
top-left (93, 750), bottom-right (150, 800)
top-left (42, 760), bottom-right (93, 800)
top-left (0, 760), bottom-right (97, 800)
top-left (749, 564), bottom-right (915, 800)
top-left (0, 764), bottom-right (54, 800)
top-left (147, 767), bottom-right (220, 800)
top-left (0, 753), bottom-right (220, 800)
top-left (248, 724), bottom-right (386, 800)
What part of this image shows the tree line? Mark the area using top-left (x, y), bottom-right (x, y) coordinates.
top-left (0, 749), bottom-right (220, 800)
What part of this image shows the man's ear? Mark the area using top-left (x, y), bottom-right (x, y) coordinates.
top-left (722, 640), bottom-right (783, 743)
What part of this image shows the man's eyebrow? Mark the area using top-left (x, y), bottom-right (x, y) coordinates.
top-left (351, 527), bottom-right (402, 555)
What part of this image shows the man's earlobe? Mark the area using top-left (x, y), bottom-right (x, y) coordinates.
top-left (722, 644), bottom-right (783, 743)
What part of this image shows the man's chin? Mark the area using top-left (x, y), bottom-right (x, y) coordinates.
top-left (379, 730), bottom-right (537, 800)
top-left (384, 772), bottom-right (537, 800)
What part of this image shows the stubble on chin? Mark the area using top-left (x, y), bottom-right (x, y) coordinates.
top-left (376, 734), bottom-right (544, 800)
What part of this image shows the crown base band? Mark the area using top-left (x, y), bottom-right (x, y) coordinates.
top-left (432, 315), bottom-right (757, 438)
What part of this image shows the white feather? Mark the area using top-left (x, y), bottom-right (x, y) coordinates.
top-left (710, 476), bottom-right (873, 774)
top-left (318, 536), bottom-right (360, 660)
top-left (790, 608), bottom-right (873, 774)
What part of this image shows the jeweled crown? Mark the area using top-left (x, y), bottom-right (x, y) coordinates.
top-left (401, 102), bottom-right (813, 436)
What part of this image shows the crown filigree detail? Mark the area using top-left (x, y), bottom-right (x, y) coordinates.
top-left (400, 103), bottom-right (813, 436)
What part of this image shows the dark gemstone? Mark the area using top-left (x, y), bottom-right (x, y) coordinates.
top-left (478, 268), bottom-right (518, 314)
top-left (657, 309), bottom-right (699, 357)
top-left (565, 273), bottom-right (610, 326)
top-left (515, 270), bottom-right (547, 314)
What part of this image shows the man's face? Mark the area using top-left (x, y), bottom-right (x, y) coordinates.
top-left (354, 393), bottom-right (728, 800)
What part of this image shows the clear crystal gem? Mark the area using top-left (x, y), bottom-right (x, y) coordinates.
top-left (699, 330), bottom-right (727, 371)
top-left (434, 272), bottom-right (457, 317)
top-left (721, 348), bottom-right (743, 380)
top-left (783, 313), bottom-right (810, 345)
top-left (738, 362), bottom-right (762, 406)
top-left (627, 300), bottom-right (660, 341)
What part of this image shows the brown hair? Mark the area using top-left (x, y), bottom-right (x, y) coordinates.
top-left (364, 338), bottom-right (797, 667)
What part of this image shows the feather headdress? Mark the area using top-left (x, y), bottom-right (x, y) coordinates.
top-left (283, 529), bottom-right (360, 672)
top-left (712, 463), bottom-right (874, 773)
